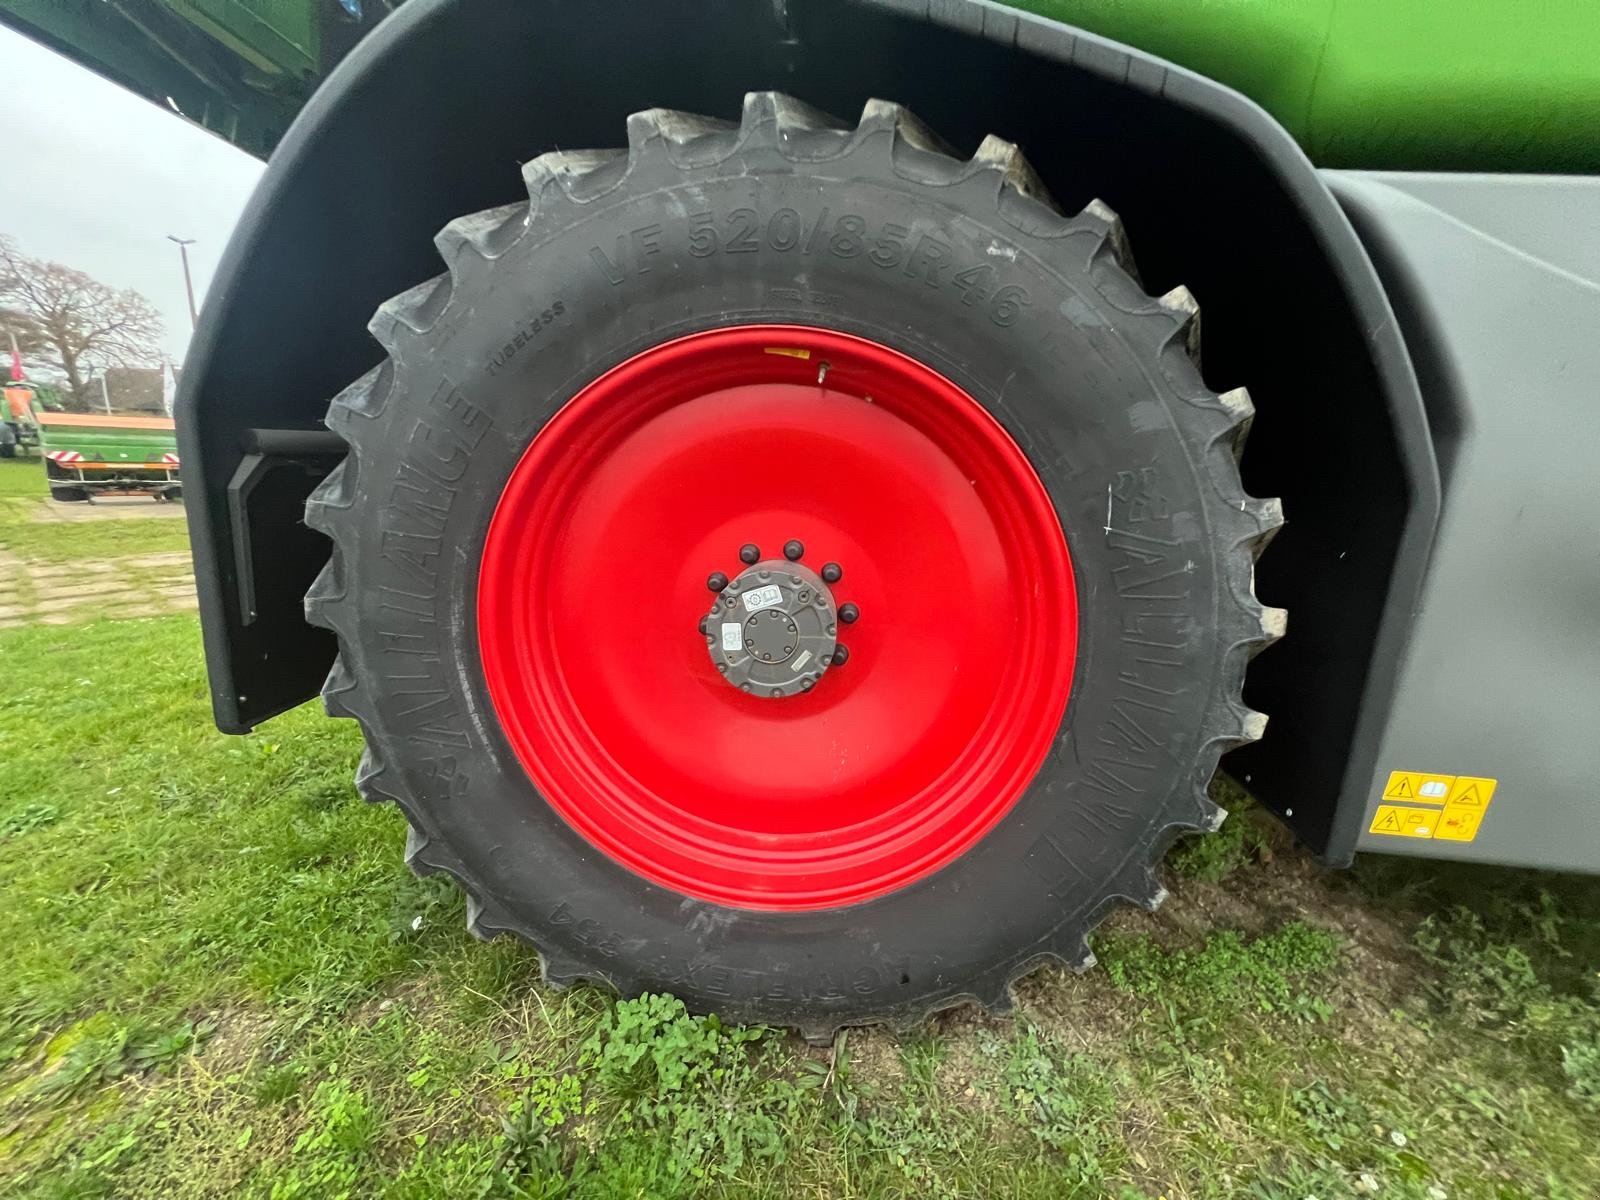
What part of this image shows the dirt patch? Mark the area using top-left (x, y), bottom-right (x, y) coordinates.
top-left (840, 1026), bottom-right (910, 1094)
top-left (1165, 837), bottom-right (1427, 1023)
top-left (195, 1007), bottom-right (279, 1078)
top-left (928, 1008), bottom-right (1013, 1121)
top-left (1012, 961), bottom-right (1139, 1047)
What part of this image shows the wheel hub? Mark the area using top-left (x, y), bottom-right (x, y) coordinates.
top-left (705, 561), bottom-right (837, 697)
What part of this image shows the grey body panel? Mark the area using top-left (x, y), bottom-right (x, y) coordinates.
top-left (1325, 171), bottom-right (1600, 871)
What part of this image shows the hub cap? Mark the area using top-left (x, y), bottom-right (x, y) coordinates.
top-left (478, 326), bottom-right (1077, 909)
top-left (705, 560), bottom-right (838, 699)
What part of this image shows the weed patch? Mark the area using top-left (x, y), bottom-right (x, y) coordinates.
top-left (1167, 775), bottom-right (1272, 883)
top-left (1413, 899), bottom-right (1600, 1112)
top-left (578, 993), bottom-right (804, 1182)
top-left (999, 1025), bottom-right (1123, 1186)
top-left (1099, 921), bottom-right (1341, 1023)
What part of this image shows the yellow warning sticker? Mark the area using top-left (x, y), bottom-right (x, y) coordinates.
top-left (1369, 773), bottom-right (1498, 841)
top-left (1380, 770), bottom-right (1456, 805)
top-left (1369, 805), bottom-right (1442, 839)
top-left (1434, 806), bottom-right (1484, 842)
top-left (1446, 776), bottom-right (1497, 809)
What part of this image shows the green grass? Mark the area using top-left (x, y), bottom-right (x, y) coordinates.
top-left (0, 494), bottom-right (191, 563)
top-left (0, 459), bottom-right (190, 563)
top-left (0, 458), bottom-right (46, 497)
top-left (0, 503), bottom-right (191, 562)
top-left (3, 609), bottom-right (1599, 1198)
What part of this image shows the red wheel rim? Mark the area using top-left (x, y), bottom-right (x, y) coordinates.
top-left (478, 326), bottom-right (1076, 910)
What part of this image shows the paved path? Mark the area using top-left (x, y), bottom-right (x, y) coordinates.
top-left (30, 497), bottom-right (189, 522)
top-left (0, 550), bottom-right (197, 630)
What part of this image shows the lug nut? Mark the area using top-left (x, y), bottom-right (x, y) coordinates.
top-left (783, 539), bottom-right (804, 561)
top-left (821, 562), bottom-right (843, 584)
top-left (739, 543), bottom-right (761, 565)
top-left (698, 616), bottom-right (710, 636)
top-left (832, 646), bottom-right (850, 666)
top-left (839, 602), bottom-right (859, 624)
top-left (707, 571), bottom-right (729, 592)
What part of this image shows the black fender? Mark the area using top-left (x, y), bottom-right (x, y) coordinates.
top-left (176, 0), bottom-right (1438, 865)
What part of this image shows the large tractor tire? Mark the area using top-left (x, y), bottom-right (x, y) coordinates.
top-left (306, 94), bottom-right (1283, 1038)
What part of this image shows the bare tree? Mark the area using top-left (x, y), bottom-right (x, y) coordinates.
top-left (0, 305), bottom-right (50, 364)
top-left (0, 235), bottom-right (165, 409)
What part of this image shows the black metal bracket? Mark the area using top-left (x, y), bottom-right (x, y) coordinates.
top-left (225, 428), bottom-right (344, 628)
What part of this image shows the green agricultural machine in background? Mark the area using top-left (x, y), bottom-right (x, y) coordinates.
top-left (5, 0), bottom-right (1596, 1038)
top-left (34, 410), bottom-right (182, 502)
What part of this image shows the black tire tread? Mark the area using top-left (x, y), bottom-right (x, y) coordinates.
top-left (305, 92), bottom-right (1284, 1035)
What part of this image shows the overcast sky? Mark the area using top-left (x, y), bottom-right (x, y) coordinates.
top-left (1, 24), bottom-right (265, 365)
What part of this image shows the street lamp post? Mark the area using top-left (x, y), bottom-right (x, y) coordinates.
top-left (167, 235), bottom-right (198, 329)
